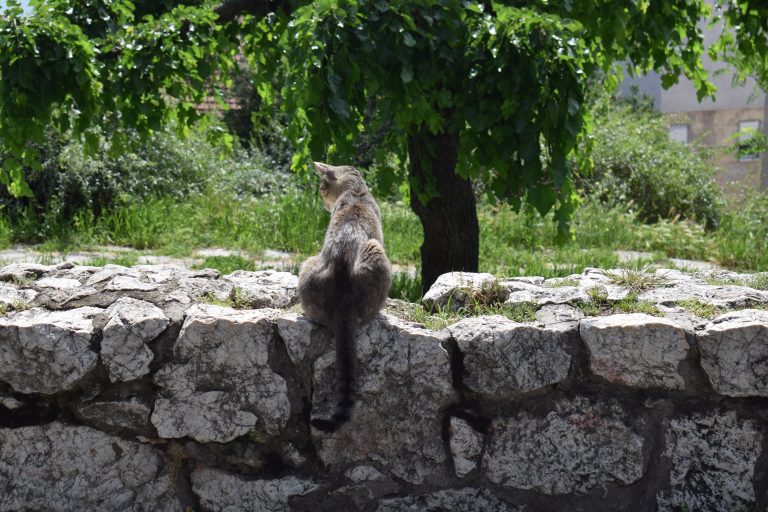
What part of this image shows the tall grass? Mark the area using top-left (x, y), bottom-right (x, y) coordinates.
top-left (0, 186), bottom-right (765, 278)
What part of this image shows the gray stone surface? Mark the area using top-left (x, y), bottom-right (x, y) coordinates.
top-left (449, 315), bottom-right (572, 396)
top-left (0, 262), bottom-right (52, 281)
top-left (580, 313), bottom-right (689, 389)
top-left (422, 271), bottom-right (501, 311)
top-left (483, 397), bottom-right (645, 494)
top-left (177, 275), bottom-right (233, 302)
top-left (105, 275), bottom-right (160, 292)
top-left (77, 398), bottom-right (152, 432)
top-left (101, 297), bottom-right (169, 382)
top-left (312, 314), bottom-right (453, 484)
top-left (223, 269), bottom-right (299, 308)
top-left (657, 412), bottom-right (762, 512)
top-left (635, 268), bottom-right (768, 308)
top-left (191, 467), bottom-right (318, 512)
top-left (151, 305), bottom-right (290, 443)
top-left (504, 280), bottom-right (591, 306)
top-left (0, 394), bottom-right (23, 409)
top-left (34, 277), bottom-right (82, 289)
top-left (449, 417), bottom-right (484, 478)
top-left (697, 309), bottom-right (768, 396)
top-left (377, 488), bottom-right (524, 512)
top-left (276, 312), bottom-right (319, 363)
top-left (0, 283), bottom-right (36, 306)
top-left (85, 264), bottom-right (140, 286)
top-left (534, 303), bottom-right (584, 331)
top-left (0, 423), bottom-right (175, 511)
top-left (0, 307), bottom-right (101, 394)
top-left (345, 465), bottom-right (389, 483)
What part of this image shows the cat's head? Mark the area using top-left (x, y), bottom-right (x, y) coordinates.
top-left (313, 162), bottom-right (368, 210)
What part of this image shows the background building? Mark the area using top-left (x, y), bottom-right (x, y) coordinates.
top-left (620, 11), bottom-right (766, 200)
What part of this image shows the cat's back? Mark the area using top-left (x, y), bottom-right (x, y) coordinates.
top-left (327, 190), bottom-right (383, 245)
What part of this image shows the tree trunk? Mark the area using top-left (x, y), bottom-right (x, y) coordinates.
top-left (407, 127), bottom-right (479, 295)
top-left (761, 92), bottom-right (768, 190)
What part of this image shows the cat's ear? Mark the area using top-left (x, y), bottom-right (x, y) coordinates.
top-left (313, 161), bottom-right (337, 181)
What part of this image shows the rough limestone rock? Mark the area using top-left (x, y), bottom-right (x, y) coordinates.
top-left (638, 281), bottom-right (768, 308)
top-left (34, 276), bottom-right (82, 289)
top-left (312, 314), bottom-right (453, 484)
top-left (483, 397), bottom-right (645, 494)
top-left (422, 272), bottom-right (501, 312)
top-left (0, 262), bottom-right (53, 281)
top-left (534, 303), bottom-right (584, 331)
top-left (177, 275), bottom-right (233, 303)
top-left (376, 488), bottom-right (524, 512)
top-left (105, 275), bottom-right (160, 292)
top-left (448, 315), bottom-right (572, 396)
top-left (697, 309), bottom-right (768, 396)
top-left (151, 305), bottom-right (290, 443)
top-left (191, 467), bottom-right (318, 512)
top-left (0, 283), bottom-right (36, 305)
top-left (276, 311), bottom-right (320, 363)
top-left (77, 398), bottom-right (152, 432)
top-left (449, 417), bottom-right (484, 478)
top-left (0, 306), bottom-right (101, 394)
top-left (101, 297), bottom-right (170, 382)
top-left (224, 269), bottom-right (299, 308)
top-left (539, 268), bottom-right (631, 301)
top-left (0, 423), bottom-right (175, 512)
top-left (0, 394), bottom-right (23, 409)
top-left (85, 264), bottom-right (140, 286)
top-left (656, 412), bottom-right (762, 511)
top-left (580, 313), bottom-right (689, 389)
top-left (504, 279), bottom-right (591, 306)
top-left (345, 465), bottom-right (389, 483)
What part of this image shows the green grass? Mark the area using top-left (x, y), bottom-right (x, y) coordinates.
top-left (85, 254), bottom-right (140, 267)
top-left (606, 266), bottom-right (668, 293)
top-left (1, 186), bottom-right (767, 287)
top-left (704, 273), bottom-right (768, 290)
top-left (389, 272), bottom-right (422, 303)
top-left (192, 255), bottom-right (257, 275)
top-left (577, 288), bottom-right (661, 317)
top-left (395, 299), bottom-right (538, 331)
top-left (0, 299), bottom-right (32, 315)
top-left (199, 286), bottom-right (251, 309)
top-left (678, 299), bottom-right (719, 319)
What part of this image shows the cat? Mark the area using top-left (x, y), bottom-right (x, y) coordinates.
top-left (298, 162), bottom-right (391, 432)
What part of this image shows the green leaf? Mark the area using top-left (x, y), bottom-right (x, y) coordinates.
top-left (400, 65), bottom-right (413, 83)
top-left (527, 186), bottom-right (557, 216)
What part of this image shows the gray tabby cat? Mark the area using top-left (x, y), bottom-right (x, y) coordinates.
top-left (298, 162), bottom-right (392, 432)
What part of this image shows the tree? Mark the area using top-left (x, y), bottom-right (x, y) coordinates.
top-left (0, 0), bottom-right (752, 291)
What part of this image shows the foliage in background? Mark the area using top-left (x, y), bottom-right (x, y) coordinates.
top-left (579, 93), bottom-right (725, 229)
top-left (0, 0), bottom-right (240, 193)
top-left (0, 125), bottom-right (287, 241)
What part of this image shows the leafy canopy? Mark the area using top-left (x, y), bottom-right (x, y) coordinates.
top-left (0, 0), bottom-right (238, 195)
top-left (0, 0), bottom-right (739, 236)
top-left (245, 0), bottom-right (712, 237)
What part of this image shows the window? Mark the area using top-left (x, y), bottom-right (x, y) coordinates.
top-left (668, 124), bottom-right (689, 144)
top-left (738, 120), bottom-right (761, 162)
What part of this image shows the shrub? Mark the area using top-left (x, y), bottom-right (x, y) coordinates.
top-left (579, 94), bottom-right (725, 229)
top-left (0, 124), bottom-right (288, 238)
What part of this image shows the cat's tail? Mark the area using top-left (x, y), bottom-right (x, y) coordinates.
top-left (310, 259), bottom-right (356, 433)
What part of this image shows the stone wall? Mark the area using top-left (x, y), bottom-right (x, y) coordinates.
top-left (1, 263), bottom-right (767, 511)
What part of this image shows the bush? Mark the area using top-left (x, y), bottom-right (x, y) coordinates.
top-left (0, 125), bottom-right (288, 238)
top-left (579, 94), bottom-right (725, 229)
